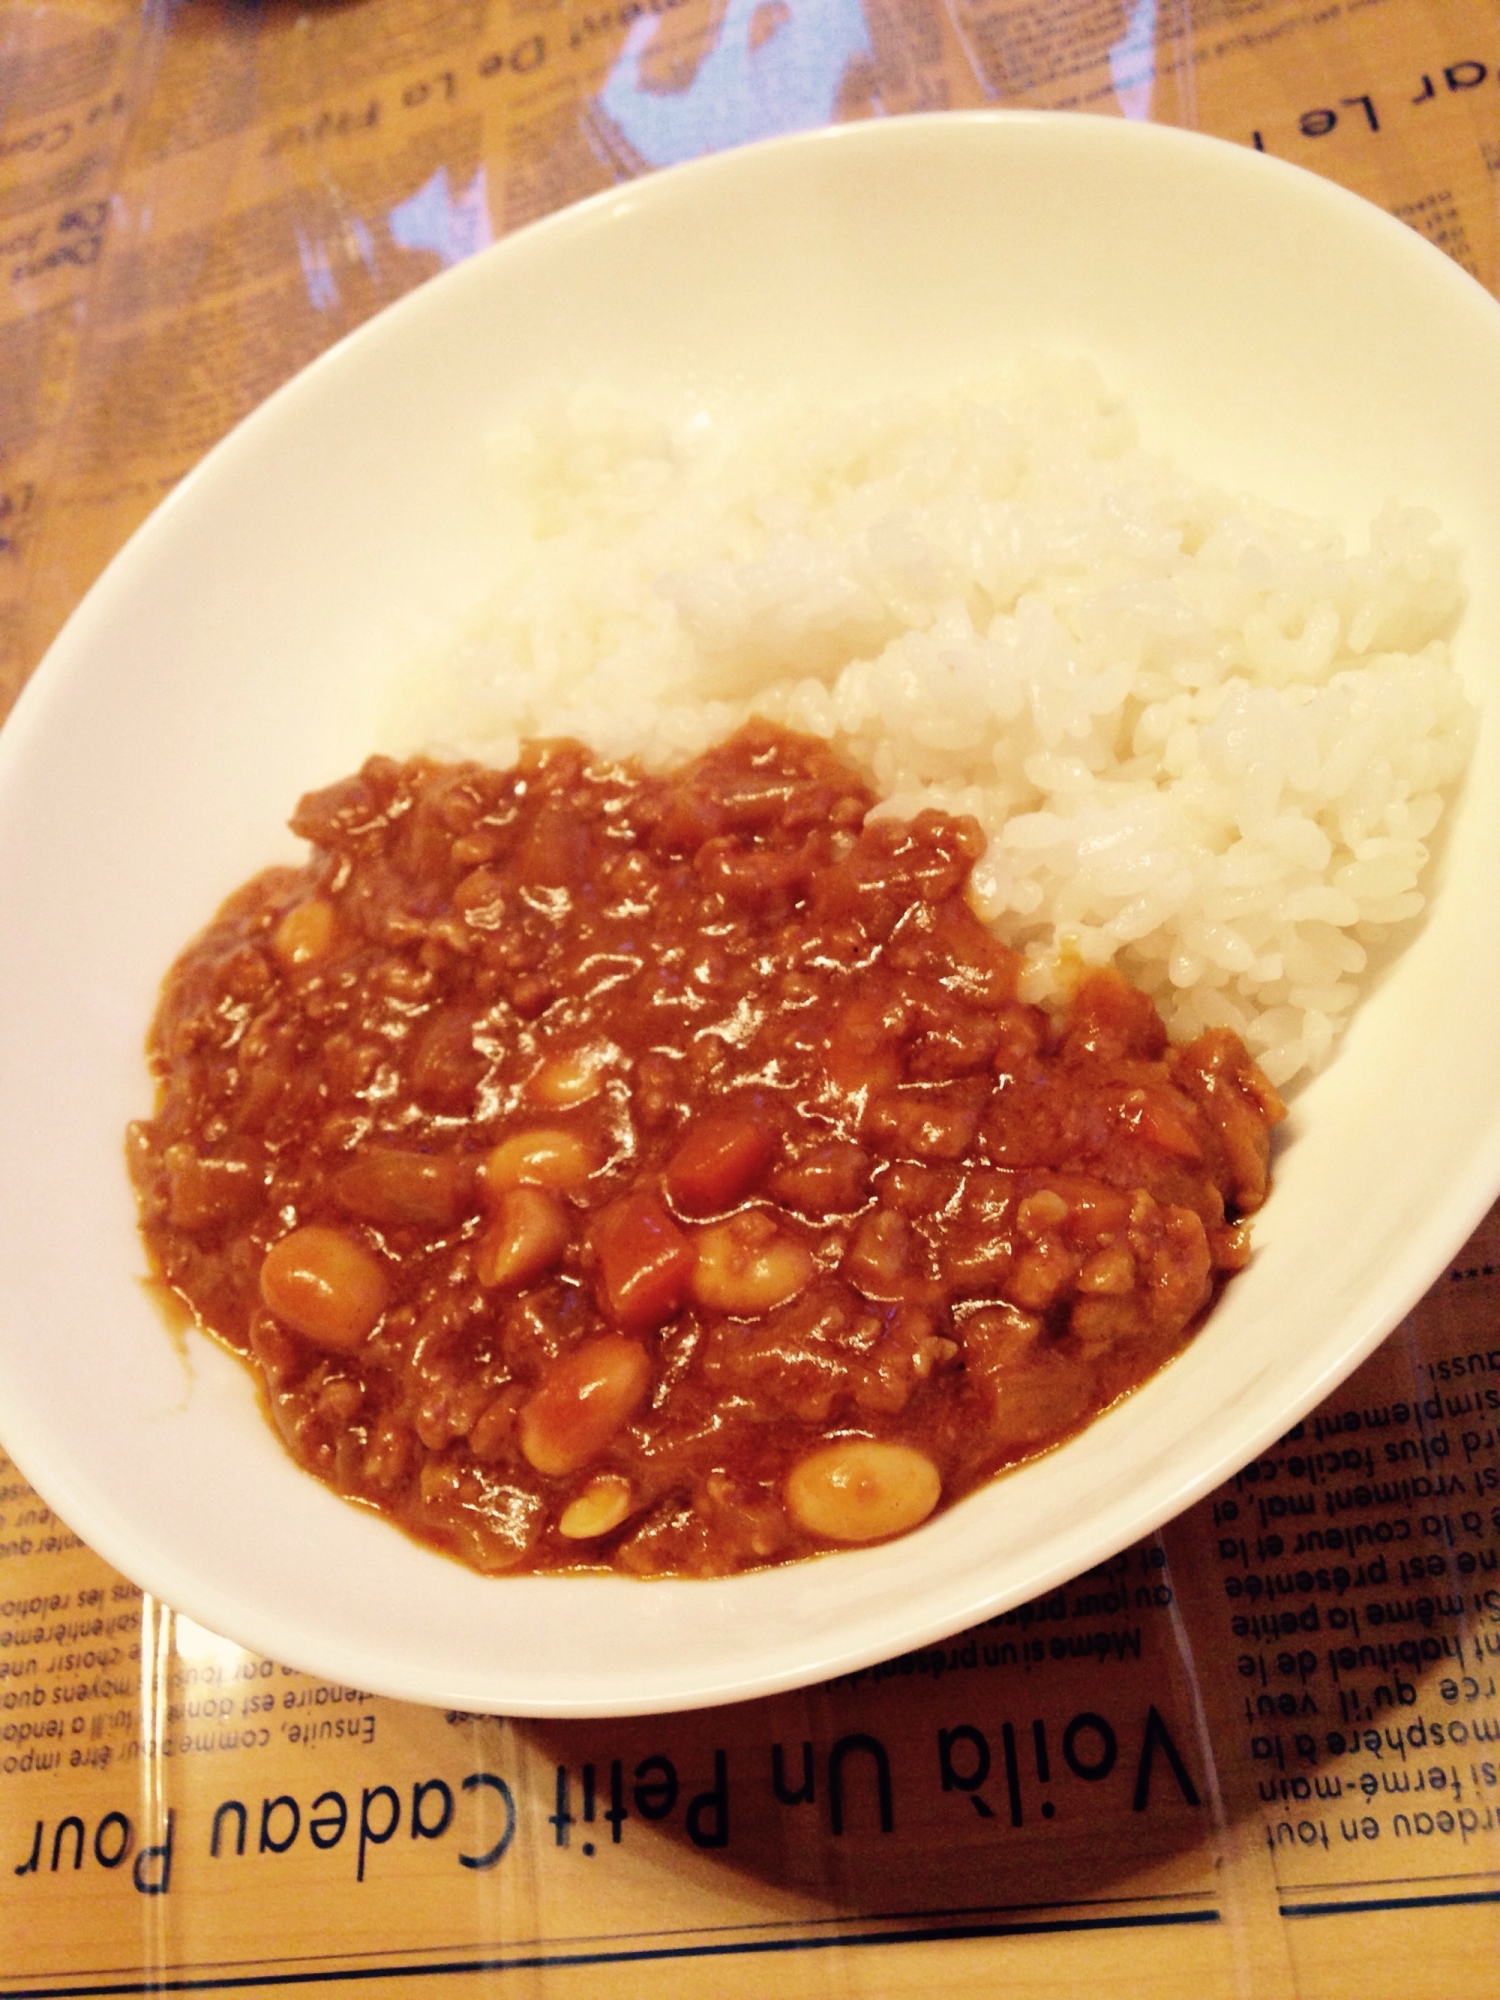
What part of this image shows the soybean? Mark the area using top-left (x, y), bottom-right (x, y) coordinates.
top-left (482, 1127), bottom-right (598, 1197)
top-left (477, 1187), bottom-right (571, 1289)
top-left (259, 1226), bottom-right (389, 1353)
top-left (519, 1336), bottom-right (651, 1477)
top-left (784, 1440), bottom-right (941, 1544)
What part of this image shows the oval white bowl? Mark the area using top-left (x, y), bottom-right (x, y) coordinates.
top-left (2, 112), bottom-right (1499, 1717)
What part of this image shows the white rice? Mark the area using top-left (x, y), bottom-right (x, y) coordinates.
top-left (391, 360), bottom-right (1475, 1090)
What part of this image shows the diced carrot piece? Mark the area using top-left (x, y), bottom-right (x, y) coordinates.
top-left (1127, 1094), bottom-right (1204, 1162)
top-left (664, 1115), bottom-right (775, 1218)
top-left (593, 1188), bottom-right (695, 1334)
top-left (1061, 970), bottom-right (1168, 1063)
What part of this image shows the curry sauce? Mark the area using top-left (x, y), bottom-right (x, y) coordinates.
top-left (128, 725), bottom-right (1284, 1577)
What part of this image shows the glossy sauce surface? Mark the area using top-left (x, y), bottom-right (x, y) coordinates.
top-left (129, 726), bottom-right (1283, 1576)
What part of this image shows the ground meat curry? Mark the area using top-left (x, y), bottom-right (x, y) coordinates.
top-left (128, 724), bottom-right (1284, 1577)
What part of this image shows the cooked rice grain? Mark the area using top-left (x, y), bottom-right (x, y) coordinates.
top-left (394, 362), bottom-right (1475, 1088)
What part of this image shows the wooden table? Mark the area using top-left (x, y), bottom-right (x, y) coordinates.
top-left (3, 3), bottom-right (1499, 1990)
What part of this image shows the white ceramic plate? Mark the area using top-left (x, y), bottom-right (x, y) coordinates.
top-left (3, 113), bottom-right (1500, 1717)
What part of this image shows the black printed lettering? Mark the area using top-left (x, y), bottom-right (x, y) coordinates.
top-left (1032, 1719), bottom-right (1052, 1783)
top-left (52, 1818), bottom-right (84, 1872)
top-left (1062, 1713), bottom-right (1117, 1781)
top-left (458, 1772), bottom-right (515, 1870)
top-left (937, 1724), bottom-right (990, 1793)
top-left (604, 1760), bottom-right (628, 1843)
top-left (93, 1813), bottom-right (131, 1869)
top-left (550, 1766), bottom-right (573, 1846)
top-left (412, 1778), bottom-right (453, 1841)
top-left (632, 1756), bottom-right (678, 1821)
top-left (1001, 1721), bottom-right (1023, 1826)
top-left (771, 1741), bottom-right (815, 1806)
top-left (357, 1786), bottom-right (400, 1882)
top-left (1132, 1706), bottom-right (1201, 1811)
top-left (829, 1734), bottom-right (893, 1835)
top-left (686, 1752), bottom-right (728, 1849)
top-left (210, 1801), bottom-right (247, 1858)
top-left (1341, 93), bottom-right (1379, 131)
top-left (132, 1813), bottom-right (173, 1895)
top-left (309, 1791), bottom-right (347, 1850)
top-left (259, 1796), bottom-right (299, 1855)
top-left (477, 34), bottom-right (546, 77)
